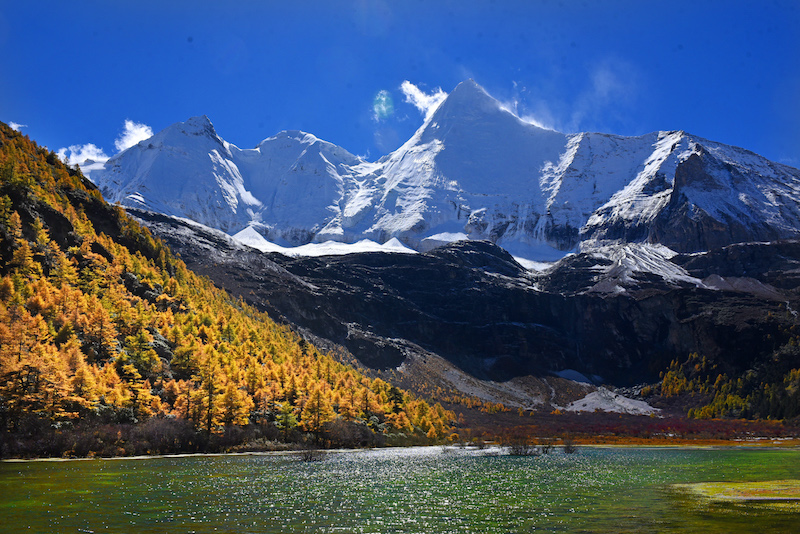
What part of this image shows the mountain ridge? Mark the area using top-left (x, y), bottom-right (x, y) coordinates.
top-left (86, 80), bottom-right (800, 261)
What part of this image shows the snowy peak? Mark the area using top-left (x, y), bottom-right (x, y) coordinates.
top-left (150, 115), bottom-right (224, 149)
top-left (178, 115), bottom-right (218, 137)
top-left (255, 130), bottom-right (362, 168)
top-left (400, 80), bottom-right (568, 203)
top-left (87, 80), bottom-right (800, 261)
top-left (419, 79), bottom-right (553, 144)
top-left (91, 119), bottom-right (365, 243)
top-left (579, 130), bottom-right (800, 252)
top-left (259, 130), bottom-right (319, 149)
top-left (429, 79), bottom-right (503, 121)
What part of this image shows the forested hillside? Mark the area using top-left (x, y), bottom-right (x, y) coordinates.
top-left (0, 122), bottom-right (453, 457)
top-left (654, 347), bottom-right (800, 421)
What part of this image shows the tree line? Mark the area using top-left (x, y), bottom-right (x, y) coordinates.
top-left (0, 122), bottom-right (454, 457)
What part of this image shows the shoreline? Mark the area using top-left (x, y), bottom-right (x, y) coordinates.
top-left (4, 440), bottom-right (799, 463)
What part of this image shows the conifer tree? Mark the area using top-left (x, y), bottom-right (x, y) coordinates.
top-left (276, 402), bottom-right (298, 441)
top-left (301, 384), bottom-right (334, 439)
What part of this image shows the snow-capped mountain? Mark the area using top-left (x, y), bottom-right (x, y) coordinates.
top-left (87, 80), bottom-right (800, 260)
top-left (91, 116), bottom-right (362, 243)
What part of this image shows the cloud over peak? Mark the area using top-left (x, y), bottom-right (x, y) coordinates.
top-left (400, 81), bottom-right (447, 121)
top-left (114, 120), bottom-right (153, 152)
top-left (57, 143), bottom-right (109, 166)
top-left (58, 119), bottom-right (154, 167)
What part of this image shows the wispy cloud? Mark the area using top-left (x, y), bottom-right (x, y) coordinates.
top-left (495, 82), bottom-right (557, 131)
top-left (57, 144), bottom-right (110, 166)
top-left (400, 81), bottom-right (447, 121)
top-left (498, 88), bottom-right (556, 131)
top-left (519, 112), bottom-right (556, 131)
top-left (508, 59), bottom-right (640, 134)
top-left (568, 59), bottom-right (639, 132)
top-left (114, 119), bottom-right (153, 152)
top-left (9, 121), bottom-right (27, 131)
top-left (372, 90), bottom-right (395, 122)
top-left (58, 119), bottom-right (154, 166)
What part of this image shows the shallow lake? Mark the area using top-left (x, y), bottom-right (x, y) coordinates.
top-left (1, 446), bottom-right (798, 533)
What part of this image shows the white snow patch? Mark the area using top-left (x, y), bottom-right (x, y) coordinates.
top-left (420, 232), bottom-right (469, 251)
top-left (565, 387), bottom-right (659, 415)
top-left (583, 242), bottom-right (703, 288)
top-left (126, 192), bottom-right (147, 205)
top-left (233, 227), bottom-right (417, 257)
top-left (292, 239), bottom-right (417, 257)
top-left (76, 159), bottom-right (108, 178)
top-left (513, 257), bottom-right (556, 271)
top-left (381, 237), bottom-right (417, 253)
top-left (501, 240), bottom-right (573, 269)
top-left (232, 226), bottom-right (287, 253)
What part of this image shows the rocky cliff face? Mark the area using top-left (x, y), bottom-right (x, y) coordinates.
top-left (133, 209), bottom-right (800, 408)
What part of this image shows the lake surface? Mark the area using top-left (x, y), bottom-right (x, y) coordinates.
top-left (1, 446), bottom-right (798, 533)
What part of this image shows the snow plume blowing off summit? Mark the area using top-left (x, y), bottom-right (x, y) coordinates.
top-left (84, 80), bottom-right (800, 263)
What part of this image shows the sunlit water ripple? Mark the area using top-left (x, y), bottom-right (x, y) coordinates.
top-left (1, 446), bottom-right (798, 533)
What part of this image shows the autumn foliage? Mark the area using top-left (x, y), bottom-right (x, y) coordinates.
top-left (655, 341), bottom-right (800, 421)
top-left (0, 122), bottom-right (453, 456)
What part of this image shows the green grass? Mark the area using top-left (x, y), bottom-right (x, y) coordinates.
top-left (674, 479), bottom-right (800, 512)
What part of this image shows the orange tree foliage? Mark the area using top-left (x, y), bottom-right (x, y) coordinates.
top-left (0, 121), bottom-right (453, 441)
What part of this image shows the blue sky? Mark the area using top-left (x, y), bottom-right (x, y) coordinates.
top-left (2, 0), bottom-right (799, 167)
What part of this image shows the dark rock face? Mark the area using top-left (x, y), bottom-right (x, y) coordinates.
top-left (672, 241), bottom-right (800, 285)
top-left (582, 149), bottom-right (800, 253)
top-left (135, 210), bottom-right (800, 388)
